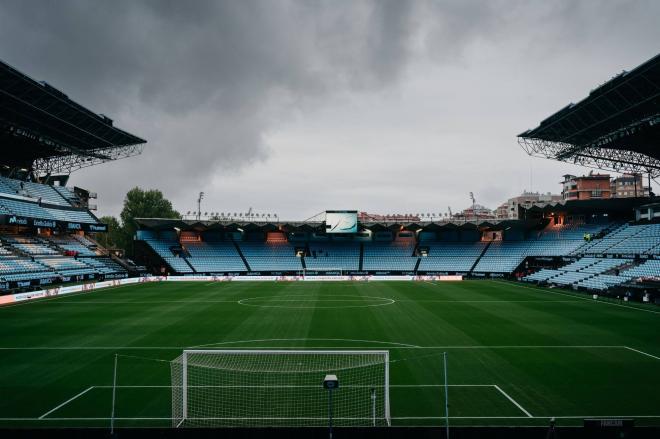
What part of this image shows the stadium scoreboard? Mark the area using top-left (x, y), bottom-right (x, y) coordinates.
top-left (325, 210), bottom-right (358, 234)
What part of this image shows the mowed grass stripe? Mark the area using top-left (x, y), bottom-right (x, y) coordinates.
top-left (0, 280), bottom-right (658, 426)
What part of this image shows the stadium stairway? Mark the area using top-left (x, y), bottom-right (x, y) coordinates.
top-left (468, 241), bottom-right (492, 274)
top-left (73, 234), bottom-right (107, 256)
top-left (107, 253), bottom-right (147, 276)
top-left (183, 256), bottom-right (196, 273)
top-left (231, 239), bottom-right (251, 271)
top-left (359, 243), bottom-right (364, 271)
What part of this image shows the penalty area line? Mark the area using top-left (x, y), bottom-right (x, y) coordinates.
top-left (493, 385), bottom-right (533, 418)
top-left (492, 280), bottom-right (660, 315)
top-left (625, 346), bottom-right (660, 361)
top-left (39, 386), bottom-right (95, 419)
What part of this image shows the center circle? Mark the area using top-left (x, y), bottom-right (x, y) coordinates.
top-left (237, 295), bottom-right (395, 309)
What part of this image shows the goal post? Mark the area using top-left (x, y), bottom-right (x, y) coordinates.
top-left (171, 349), bottom-right (390, 428)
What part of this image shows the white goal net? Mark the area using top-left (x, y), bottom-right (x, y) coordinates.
top-left (171, 350), bottom-right (390, 428)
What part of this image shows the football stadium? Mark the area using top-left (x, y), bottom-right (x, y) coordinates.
top-left (1, 12), bottom-right (660, 439)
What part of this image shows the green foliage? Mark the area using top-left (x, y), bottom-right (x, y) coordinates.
top-left (95, 215), bottom-right (122, 249)
top-left (120, 187), bottom-right (180, 255)
top-left (96, 188), bottom-right (179, 255)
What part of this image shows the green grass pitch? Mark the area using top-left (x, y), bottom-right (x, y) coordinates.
top-left (0, 280), bottom-right (659, 428)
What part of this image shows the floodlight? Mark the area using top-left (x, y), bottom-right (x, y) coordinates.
top-left (323, 374), bottom-right (339, 439)
top-left (323, 374), bottom-right (338, 389)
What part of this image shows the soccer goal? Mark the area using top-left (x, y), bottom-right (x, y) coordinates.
top-left (171, 350), bottom-right (390, 428)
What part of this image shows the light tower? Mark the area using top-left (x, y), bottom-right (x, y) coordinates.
top-left (197, 191), bottom-right (204, 220)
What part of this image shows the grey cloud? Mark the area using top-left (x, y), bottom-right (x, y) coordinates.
top-left (0, 0), bottom-right (658, 218)
top-left (0, 0), bottom-right (422, 216)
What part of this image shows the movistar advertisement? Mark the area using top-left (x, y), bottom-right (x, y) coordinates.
top-left (325, 210), bottom-right (358, 234)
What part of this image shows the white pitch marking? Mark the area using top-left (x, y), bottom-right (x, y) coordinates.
top-left (39, 386), bottom-right (95, 419)
top-left (392, 415), bottom-right (660, 419)
top-left (492, 280), bottom-right (660, 315)
top-left (3, 415), bottom-right (660, 421)
top-left (92, 383), bottom-right (491, 389)
top-left (493, 385), bottom-right (533, 418)
top-left (55, 300), bottom-right (239, 304)
top-left (625, 346), bottom-right (660, 361)
top-left (236, 294), bottom-right (396, 309)
top-left (190, 337), bottom-right (420, 349)
top-left (0, 344), bottom-right (626, 350)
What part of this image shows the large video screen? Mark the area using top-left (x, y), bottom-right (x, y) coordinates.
top-left (325, 210), bottom-right (358, 234)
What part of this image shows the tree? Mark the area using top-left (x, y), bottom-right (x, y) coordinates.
top-left (119, 187), bottom-right (180, 255)
top-left (96, 215), bottom-right (122, 249)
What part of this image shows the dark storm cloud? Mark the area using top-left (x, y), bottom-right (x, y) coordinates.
top-left (0, 1), bottom-right (658, 217)
top-left (0, 0), bottom-right (422, 214)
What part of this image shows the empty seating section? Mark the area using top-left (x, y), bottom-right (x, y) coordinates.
top-left (0, 177), bottom-right (98, 223)
top-left (0, 176), bottom-right (72, 206)
top-left (164, 257), bottom-right (194, 273)
top-left (537, 222), bottom-right (608, 240)
top-left (606, 237), bottom-right (660, 255)
top-left (574, 223), bottom-right (660, 256)
top-left (39, 257), bottom-right (93, 272)
top-left (522, 269), bottom-right (562, 282)
top-left (78, 257), bottom-right (126, 275)
top-left (620, 259), bottom-right (660, 278)
top-left (577, 274), bottom-right (630, 291)
top-left (73, 234), bottom-right (98, 248)
top-left (53, 186), bottom-right (80, 204)
top-left (363, 242), bottom-right (416, 271)
top-left (143, 238), bottom-right (195, 274)
top-left (0, 259), bottom-right (49, 275)
top-left (56, 243), bottom-right (98, 257)
top-left (4, 236), bottom-right (58, 256)
top-left (185, 242), bottom-right (246, 272)
top-left (560, 257), bottom-right (600, 272)
top-left (418, 242), bottom-right (484, 273)
top-left (0, 197), bottom-right (97, 223)
top-left (523, 255), bottom-right (637, 291)
top-left (581, 258), bottom-right (631, 274)
top-left (0, 232), bottom-right (127, 289)
top-left (135, 221), bottom-right (660, 294)
top-left (0, 258), bottom-right (54, 285)
top-left (474, 242), bottom-right (524, 273)
top-left (473, 257), bottom-right (522, 273)
top-left (306, 243), bottom-right (359, 271)
top-left (474, 224), bottom-right (615, 273)
top-left (241, 242), bottom-right (302, 271)
top-left (550, 271), bottom-right (593, 286)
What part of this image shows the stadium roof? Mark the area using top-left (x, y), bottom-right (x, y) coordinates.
top-left (135, 218), bottom-right (540, 233)
top-left (519, 53), bottom-right (660, 177)
top-left (0, 59), bottom-right (146, 175)
top-left (520, 197), bottom-right (649, 219)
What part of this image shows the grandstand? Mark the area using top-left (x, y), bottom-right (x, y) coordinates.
top-left (0, 59), bottom-right (146, 293)
top-left (133, 209), bottom-right (658, 300)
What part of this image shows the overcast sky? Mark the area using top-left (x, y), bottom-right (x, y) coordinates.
top-left (1, 0), bottom-right (659, 220)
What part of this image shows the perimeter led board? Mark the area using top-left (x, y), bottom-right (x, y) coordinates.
top-left (325, 210), bottom-right (358, 234)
